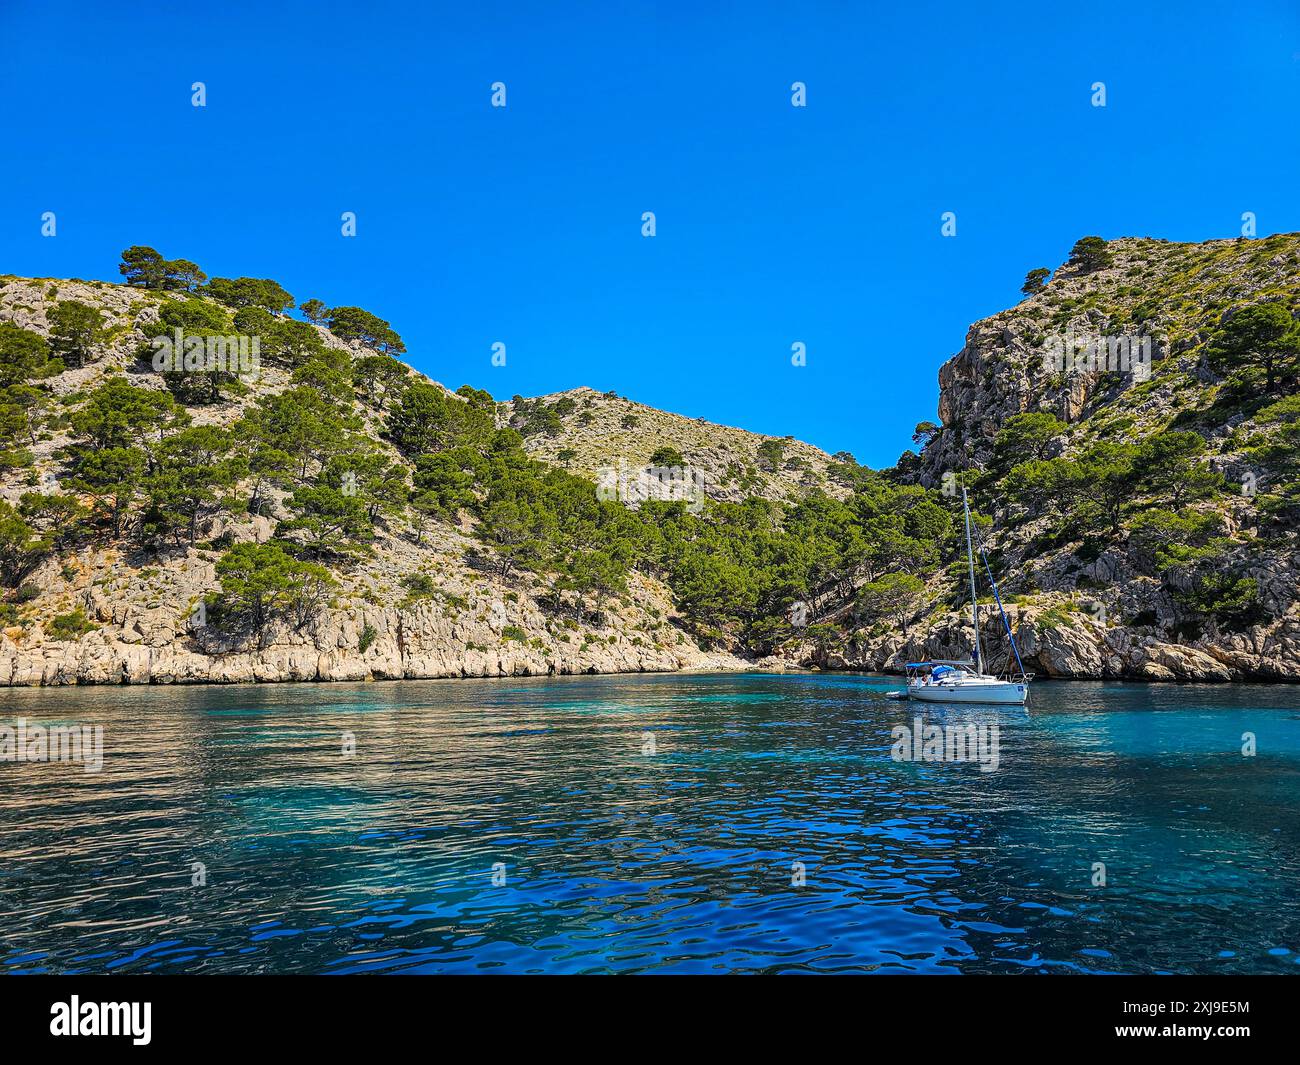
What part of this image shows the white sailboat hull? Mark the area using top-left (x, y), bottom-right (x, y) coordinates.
top-left (908, 680), bottom-right (1029, 705)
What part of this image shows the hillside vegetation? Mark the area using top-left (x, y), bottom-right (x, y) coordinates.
top-left (0, 234), bottom-right (1296, 684)
top-left (0, 247), bottom-right (948, 683)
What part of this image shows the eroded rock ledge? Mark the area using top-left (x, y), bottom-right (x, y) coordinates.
top-left (1, 592), bottom-right (751, 686)
top-left (7, 602), bottom-right (1297, 685)
top-left (815, 608), bottom-right (1300, 683)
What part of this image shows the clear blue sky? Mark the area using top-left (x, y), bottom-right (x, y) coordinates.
top-left (2, 1), bottom-right (1298, 467)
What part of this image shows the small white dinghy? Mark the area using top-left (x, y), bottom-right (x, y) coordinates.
top-left (896, 486), bottom-right (1033, 706)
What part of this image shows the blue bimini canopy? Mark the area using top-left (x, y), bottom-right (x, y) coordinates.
top-left (908, 662), bottom-right (957, 675)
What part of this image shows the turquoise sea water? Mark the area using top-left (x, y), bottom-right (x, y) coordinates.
top-left (1, 673), bottom-right (1298, 974)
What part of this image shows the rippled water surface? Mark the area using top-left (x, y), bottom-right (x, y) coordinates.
top-left (2, 673), bottom-right (1299, 974)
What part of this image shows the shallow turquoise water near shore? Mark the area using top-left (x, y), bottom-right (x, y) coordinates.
top-left (2, 673), bottom-right (1299, 974)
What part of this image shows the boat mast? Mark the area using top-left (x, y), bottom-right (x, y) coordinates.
top-left (962, 484), bottom-right (983, 674)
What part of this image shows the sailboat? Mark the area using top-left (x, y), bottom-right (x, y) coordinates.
top-left (902, 486), bottom-right (1033, 705)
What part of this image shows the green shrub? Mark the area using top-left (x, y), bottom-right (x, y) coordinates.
top-left (401, 573), bottom-right (437, 597)
top-left (48, 609), bottom-right (95, 640)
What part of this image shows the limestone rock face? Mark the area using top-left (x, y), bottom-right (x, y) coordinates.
top-left (0, 558), bottom-right (754, 686)
top-left (887, 235), bottom-right (1300, 683)
top-left (810, 600), bottom-right (1299, 683)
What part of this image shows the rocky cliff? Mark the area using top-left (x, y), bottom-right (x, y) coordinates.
top-left (826, 233), bottom-right (1300, 681)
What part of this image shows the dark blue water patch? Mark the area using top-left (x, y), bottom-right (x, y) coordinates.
top-left (0, 674), bottom-right (1298, 973)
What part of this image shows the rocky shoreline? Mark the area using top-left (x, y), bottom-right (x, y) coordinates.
top-left (0, 588), bottom-right (753, 686)
top-left (811, 608), bottom-right (1300, 684)
top-left (7, 605), bottom-right (1298, 686)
